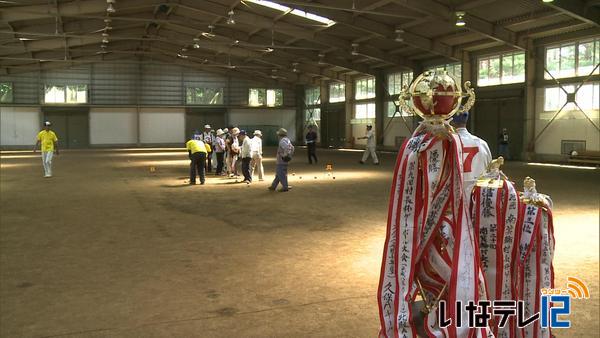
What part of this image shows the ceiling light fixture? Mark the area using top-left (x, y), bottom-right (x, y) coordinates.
top-left (395, 28), bottom-right (404, 42)
top-left (202, 25), bottom-right (216, 38)
top-left (177, 53), bottom-right (188, 59)
top-left (351, 43), bottom-right (359, 56)
top-left (226, 10), bottom-right (236, 25)
top-left (106, 0), bottom-right (116, 14)
top-left (455, 11), bottom-right (466, 27)
top-left (102, 37), bottom-right (109, 44)
top-left (542, 0), bottom-right (554, 2)
top-left (318, 53), bottom-right (326, 65)
top-left (264, 47), bottom-right (274, 53)
top-left (292, 62), bottom-right (299, 73)
top-left (193, 38), bottom-right (200, 49)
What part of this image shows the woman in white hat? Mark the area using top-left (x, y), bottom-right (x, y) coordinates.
top-left (214, 129), bottom-right (227, 175)
top-left (250, 130), bottom-right (264, 181)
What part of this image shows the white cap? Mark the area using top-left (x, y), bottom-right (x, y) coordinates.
top-left (216, 129), bottom-right (224, 136)
top-left (276, 128), bottom-right (288, 136)
top-left (204, 124), bottom-right (211, 129)
top-left (231, 127), bottom-right (240, 135)
top-left (253, 130), bottom-right (262, 136)
top-left (44, 121), bottom-right (51, 126)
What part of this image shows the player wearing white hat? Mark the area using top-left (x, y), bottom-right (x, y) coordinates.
top-left (33, 121), bottom-right (59, 178)
top-left (250, 130), bottom-right (264, 181)
top-left (202, 124), bottom-right (215, 172)
top-left (269, 128), bottom-right (294, 192)
top-left (358, 124), bottom-right (379, 165)
top-left (214, 129), bottom-right (227, 175)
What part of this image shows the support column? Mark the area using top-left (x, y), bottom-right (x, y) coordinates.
top-left (523, 40), bottom-right (538, 161)
top-left (375, 70), bottom-right (386, 146)
top-left (295, 84), bottom-right (305, 144)
top-left (345, 76), bottom-right (354, 148)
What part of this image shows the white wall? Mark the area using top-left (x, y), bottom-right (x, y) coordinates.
top-left (534, 116), bottom-right (600, 154)
top-left (139, 108), bottom-right (185, 144)
top-left (382, 118), bottom-right (413, 148)
top-left (534, 87), bottom-right (600, 155)
top-left (0, 106), bottom-right (40, 146)
top-left (90, 108), bottom-right (137, 145)
top-left (228, 108), bottom-right (296, 141)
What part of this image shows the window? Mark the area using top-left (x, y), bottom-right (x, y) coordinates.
top-left (249, 88), bottom-right (266, 106)
top-left (305, 86), bottom-right (320, 106)
top-left (387, 71), bottom-right (413, 95)
top-left (545, 38), bottom-right (600, 79)
top-left (246, 0), bottom-right (335, 26)
top-left (186, 87), bottom-right (223, 105)
top-left (542, 82), bottom-right (599, 119)
top-left (267, 89), bottom-right (283, 107)
top-left (386, 101), bottom-right (413, 118)
top-left (1, 82), bottom-right (13, 103)
top-left (305, 107), bottom-right (321, 121)
top-left (355, 102), bottom-right (375, 119)
top-left (329, 82), bottom-right (345, 103)
top-left (386, 71), bottom-right (413, 117)
top-left (429, 63), bottom-right (461, 85)
top-left (44, 84), bottom-right (87, 104)
top-left (478, 52), bottom-right (525, 86)
top-left (249, 88), bottom-right (283, 107)
top-left (355, 76), bottom-right (375, 100)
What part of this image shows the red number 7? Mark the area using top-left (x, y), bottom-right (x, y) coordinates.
top-left (463, 146), bottom-right (479, 173)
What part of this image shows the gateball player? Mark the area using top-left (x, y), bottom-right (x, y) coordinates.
top-left (33, 121), bottom-right (59, 178)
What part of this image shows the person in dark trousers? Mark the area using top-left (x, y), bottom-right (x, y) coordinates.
top-left (214, 129), bottom-right (226, 176)
top-left (498, 128), bottom-right (510, 160)
top-left (202, 125), bottom-right (214, 172)
top-left (186, 134), bottom-right (208, 185)
top-left (269, 128), bottom-right (295, 192)
top-left (239, 130), bottom-right (253, 184)
top-left (305, 125), bottom-right (318, 164)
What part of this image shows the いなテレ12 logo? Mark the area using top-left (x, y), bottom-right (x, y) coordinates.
top-left (541, 276), bottom-right (590, 328)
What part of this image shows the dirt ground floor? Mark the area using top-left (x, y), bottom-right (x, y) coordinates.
top-left (1, 147), bottom-right (598, 337)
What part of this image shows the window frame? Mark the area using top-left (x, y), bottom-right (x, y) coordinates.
top-left (186, 87), bottom-right (224, 105)
top-left (544, 38), bottom-right (600, 80)
top-left (248, 88), bottom-right (284, 107)
top-left (477, 51), bottom-right (525, 87)
top-left (43, 84), bottom-right (88, 104)
top-left (0, 82), bottom-right (13, 103)
top-left (541, 82), bottom-right (599, 120)
top-left (354, 102), bottom-right (376, 119)
top-left (354, 76), bottom-right (376, 100)
top-left (329, 82), bottom-right (345, 103)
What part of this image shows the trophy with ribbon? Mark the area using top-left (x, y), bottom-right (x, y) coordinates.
top-left (377, 70), bottom-right (489, 338)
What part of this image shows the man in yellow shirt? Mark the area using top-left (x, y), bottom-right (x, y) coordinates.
top-left (185, 134), bottom-right (208, 185)
top-left (33, 121), bottom-right (59, 178)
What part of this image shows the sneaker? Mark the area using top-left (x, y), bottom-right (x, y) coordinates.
top-left (374, 162), bottom-right (380, 165)
top-left (359, 161), bottom-right (365, 164)
top-left (243, 180), bottom-right (250, 184)
top-left (189, 182), bottom-right (196, 185)
top-left (268, 186), bottom-right (276, 191)
top-left (200, 182), bottom-right (205, 185)
top-left (279, 188), bottom-right (289, 192)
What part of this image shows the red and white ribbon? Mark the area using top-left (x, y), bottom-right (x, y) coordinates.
top-left (472, 181), bottom-right (520, 338)
top-left (378, 126), bottom-right (486, 338)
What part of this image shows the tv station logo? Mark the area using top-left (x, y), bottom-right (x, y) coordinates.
top-left (438, 276), bottom-right (590, 329)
